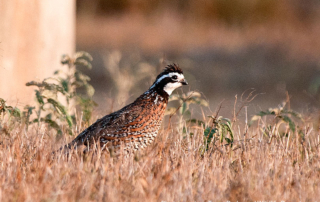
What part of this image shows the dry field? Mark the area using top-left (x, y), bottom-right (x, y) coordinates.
top-left (2, 1), bottom-right (320, 201)
top-left (0, 101), bottom-right (319, 202)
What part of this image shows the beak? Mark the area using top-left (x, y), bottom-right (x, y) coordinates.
top-left (180, 79), bottom-right (188, 85)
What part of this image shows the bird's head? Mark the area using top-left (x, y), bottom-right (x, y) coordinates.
top-left (150, 64), bottom-right (188, 96)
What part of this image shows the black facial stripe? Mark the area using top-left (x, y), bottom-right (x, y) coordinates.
top-left (155, 72), bottom-right (170, 82)
top-left (156, 77), bottom-right (175, 87)
top-left (152, 77), bottom-right (178, 96)
top-left (154, 73), bottom-right (180, 85)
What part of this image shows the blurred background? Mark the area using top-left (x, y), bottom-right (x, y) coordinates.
top-left (1, 0), bottom-right (320, 118)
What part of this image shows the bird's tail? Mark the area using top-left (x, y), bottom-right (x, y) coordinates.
top-left (51, 137), bottom-right (81, 158)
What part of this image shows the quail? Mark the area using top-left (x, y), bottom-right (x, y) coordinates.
top-left (58, 64), bottom-right (188, 154)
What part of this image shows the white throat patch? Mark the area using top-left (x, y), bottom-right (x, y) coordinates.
top-left (163, 82), bottom-right (183, 95)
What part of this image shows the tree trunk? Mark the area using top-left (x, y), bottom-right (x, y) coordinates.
top-left (0, 0), bottom-right (75, 106)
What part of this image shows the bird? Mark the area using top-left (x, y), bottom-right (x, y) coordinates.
top-left (58, 64), bottom-right (188, 155)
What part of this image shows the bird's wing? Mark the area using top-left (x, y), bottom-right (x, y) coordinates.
top-left (72, 103), bottom-right (145, 147)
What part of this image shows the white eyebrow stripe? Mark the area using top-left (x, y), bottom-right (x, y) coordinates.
top-left (150, 72), bottom-right (184, 89)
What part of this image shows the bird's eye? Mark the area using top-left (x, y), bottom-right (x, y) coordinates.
top-left (172, 75), bottom-right (178, 80)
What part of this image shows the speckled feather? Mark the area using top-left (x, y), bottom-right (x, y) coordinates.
top-left (59, 64), bottom-right (186, 154)
top-left (69, 91), bottom-right (167, 152)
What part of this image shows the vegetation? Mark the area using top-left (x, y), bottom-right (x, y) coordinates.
top-left (0, 54), bottom-right (320, 201)
top-left (1, 52), bottom-right (95, 138)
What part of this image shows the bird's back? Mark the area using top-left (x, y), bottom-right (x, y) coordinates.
top-left (64, 90), bottom-right (168, 154)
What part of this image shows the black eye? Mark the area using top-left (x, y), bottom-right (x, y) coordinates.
top-left (172, 75), bottom-right (178, 80)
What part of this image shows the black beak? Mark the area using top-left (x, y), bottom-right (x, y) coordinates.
top-left (180, 79), bottom-right (188, 85)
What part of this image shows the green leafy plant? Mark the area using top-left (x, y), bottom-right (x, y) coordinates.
top-left (0, 98), bottom-right (33, 135)
top-left (250, 102), bottom-right (303, 138)
top-left (0, 98), bottom-right (22, 130)
top-left (58, 51), bottom-right (97, 125)
top-left (23, 51), bottom-right (96, 135)
top-left (165, 90), bottom-right (209, 139)
top-left (203, 116), bottom-right (234, 151)
top-left (0, 98), bottom-right (21, 119)
top-left (165, 91), bottom-right (234, 152)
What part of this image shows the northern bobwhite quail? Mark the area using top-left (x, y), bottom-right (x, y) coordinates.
top-left (59, 64), bottom-right (188, 154)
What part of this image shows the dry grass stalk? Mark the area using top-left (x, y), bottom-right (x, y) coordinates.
top-left (0, 110), bottom-right (319, 201)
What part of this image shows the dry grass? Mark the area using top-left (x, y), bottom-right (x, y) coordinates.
top-left (0, 106), bottom-right (320, 202)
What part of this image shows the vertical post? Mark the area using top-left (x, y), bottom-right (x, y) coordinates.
top-left (0, 0), bottom-right (75, 106)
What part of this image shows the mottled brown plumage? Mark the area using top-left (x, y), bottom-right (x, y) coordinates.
top-left (59, 64), bottom-right (187, 154)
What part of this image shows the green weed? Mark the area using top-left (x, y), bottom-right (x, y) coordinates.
top-left (0, 52), bottom-right (96, 136)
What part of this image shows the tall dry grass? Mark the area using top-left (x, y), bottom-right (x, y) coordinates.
top-left (0, 103), bottom-right (319, 201)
